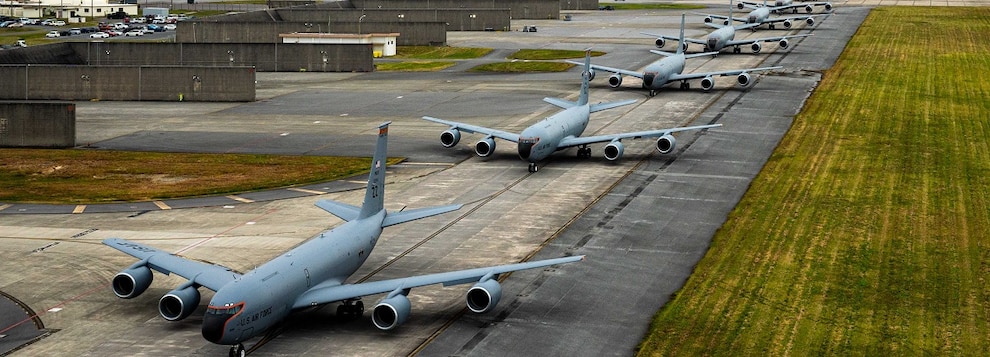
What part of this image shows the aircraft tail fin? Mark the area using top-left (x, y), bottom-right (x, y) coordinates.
top-left (577, 48), bottom-right (592, 106)
top-left (676, 13), bottom-right (686, 55)
top-left (356, 122), bottom-right (390, 220)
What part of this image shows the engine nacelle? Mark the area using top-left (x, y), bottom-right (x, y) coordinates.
top-left (608, 74), bottom-right (623, 88)
top-left (737, 2), bottom-right (745, 9)
top-left (656, 134), bottom-right (676, 154)
top-left (703, 16), bottom-right (713, 23)
top-left (750, 42), bottom-right (762, 54)
top-left (779, 38), bottom-right (790, 49)
top-left (655, 37), bottom-right (665, 49)
top-left (806, 17), bottom-right (815, 26)
top-left (440, 129), bottom-right (461, 148)
top-left (603, 141), bottom-right (625, 161)
top-left (737, 72), bottom-right (752, 87)
top-left (372, 294), bottom-right (411, 330)
top-left (700, 76), bottom-right (715, 91)
top-left (805, 5), bottom-right (813, 13)
top-left (466, 279), bottom-right (502, 313)
top-left (587, 68), bottom-right (596, 81)
top-left (159, 285), bottom-right (201, 321)
top-left (783, 20), bottom-right (792, 29)
top-left (112, 266), bottom-right (153, 299)
top-left (475, 137), bottom-right (496, 157)
top-left (825, 3), bottom-right (832, 11)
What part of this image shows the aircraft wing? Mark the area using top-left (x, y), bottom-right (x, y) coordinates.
top-left (668, 66), bottom-right (782, 82)
top-left (640, 32), bottom-right (707, 46)
top-left (762, 14), bottom-right (816, 24)
top-left (557, 124), bottom-right (722, 149)
top-left (725, 33), bottom-right (811, 46)
top-left (564, 60), bottom-right (643, 79)
top-left (691, 12), bottom-right (748, 24)
top-left (291, 255), bottom-right (584, 309)
top-left (382, 204), bottom-right (463, 227)
top-left (421, 116), bottom-right (520, 143)
top-left (103, 238), bottom-right (241, 292)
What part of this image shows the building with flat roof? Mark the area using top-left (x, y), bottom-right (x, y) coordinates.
top-left (280, 32), bottom-right (399, 57)
top-left (15, 0), bottom-right (137, 21)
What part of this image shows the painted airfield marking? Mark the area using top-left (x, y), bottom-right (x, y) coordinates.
top-left (287, 187), bottom-right (327, 195)
top-left (226, 195), bottom-right (255, 203)
top-left (71, 205), bottom-right (86, 214)
top-left (153, 201), bottom-right (171, 210)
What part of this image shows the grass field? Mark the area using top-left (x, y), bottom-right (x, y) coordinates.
top-left (0, 149), bottom-right (398, 204)
top-left (469, 61), bottom-right (574, 72)
top-left (638, 6), bottom-right (990, 355)
top-left (375, 61), bottom-right (456, 71)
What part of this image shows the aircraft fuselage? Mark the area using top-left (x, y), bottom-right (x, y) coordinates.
top-left (642, 53), bottom-right (686, 91)
top-left (748, 8), bottom-right (771, 24)
top-left (202, 211), bottom-right (385, 345)
top-left (517, 105), bottom-right (590, 162)
top-left (707, 26), bottom-right (736, 52)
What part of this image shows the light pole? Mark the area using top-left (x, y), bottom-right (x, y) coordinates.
top-left (358, 14), bottom-right (366, 34)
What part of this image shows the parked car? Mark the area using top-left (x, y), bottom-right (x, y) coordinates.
top-left (123, 29), bottom-right (143, 36)
top-left (68, 28), bottom-right (82, 35)
top-left (106, 30), bottom-right (122, 37)
top-left (146, 24), bottom-right (165, 32)
top-left (90, 32), bottom-right (109, 39)
top-left (45, 30), bottom-right (60, 38)
top-left (51, 20), bottom-right (66, 26)
top-left (113, 22), bottom-right (128, 30)
top-left (107, 11), bottom-right (128, 20)
top-left (163, 23), bottom-right (176, 31)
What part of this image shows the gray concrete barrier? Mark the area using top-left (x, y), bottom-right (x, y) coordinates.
top-left (0, 101), bottom-right (75, 148)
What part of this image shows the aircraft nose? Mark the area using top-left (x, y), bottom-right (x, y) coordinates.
top-left (518, 141), bottom-right (535, 160)
top-left (643, 73), bottom-right (655, 87)
top-left (202, 312), bottom-right (228, 343)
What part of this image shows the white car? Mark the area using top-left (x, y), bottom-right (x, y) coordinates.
top-left (113, 22), bottom-right (128, 30)
top-left (45, 30), bottom-right (60, 38)
top-left (163, 23), bottom-right (176, 31)
top-left (124, 29), bottom-right (144, 36)
top-left (51, 20), bottom-right (66, 26)
top-left (90, 32), bottom-right (110, 39)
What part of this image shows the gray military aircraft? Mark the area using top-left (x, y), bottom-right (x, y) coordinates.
top-left (422, 50), bottom-right (722, 173)
top-left (696, 0), bottom-right (818, 30)
top-left (572, 14), bottom-right (782, 97)
top-left (738, 0), bottom-right (834, 14)
top-left (646, 3), bottom-right (811, 55)
top-left (103, 122), bottom-right (584, 357)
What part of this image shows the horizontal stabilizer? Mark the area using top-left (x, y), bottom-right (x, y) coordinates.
top-left (683, 51), bottom-right (721, 59)
top-left (652, 49), bottom-right (677, 57)
top-left (382, 203), bottom-right (463, 227)
top-left (589, 99), bottom-right (637, 113)
top-left (544, 97), bottom-right (578, 109)
top-left (315, 199), bottom-right (361, 222)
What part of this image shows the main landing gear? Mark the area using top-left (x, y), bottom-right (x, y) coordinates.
top-left (577, 146), bottom-right (592, 159)
top-left (648, 89), bottom-right (658, 97)
top-left (679, 81), bottom-right (691, 90)
top-left (229, 344), bottom-right (246, 357)
top-left (336, 299), bottom-right (364, 319)
top-left (528, 163), bottom-right (539, 173)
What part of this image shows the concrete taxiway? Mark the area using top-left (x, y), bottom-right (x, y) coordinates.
top-left (2, 6), bottom-right (863, 357)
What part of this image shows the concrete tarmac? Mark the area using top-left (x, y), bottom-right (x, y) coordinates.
top-left (1, 6), bottom-right (863, 357)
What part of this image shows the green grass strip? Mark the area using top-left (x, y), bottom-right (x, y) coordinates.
top-left (507, 49), bottom-right (606, 60)
top-left (638, 6), bottom-right (990, 355)
top-left (469, 61), bottom-right (574, 72)
top-left (393, 46), bottom-right (492, 59)
top-left (0, 149), bottom-right (400, 204)
top-left (375, 61), bottom-right (456, 71)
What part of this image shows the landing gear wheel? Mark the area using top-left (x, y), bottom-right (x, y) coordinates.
top-left (577, 147), bottom-right (592, 159)
top-left (769, 24), bottom-right (776, 30)
top-left (649, 90), bottom-right (657, 97)
top-left (336, 299), bottom-right (365, 319)
top-left (229, 344), bottom-right (245, 357)
top-left (733, 47), bottom-right (741, 54)
top-left (679, 82), bottom-right (690, 90)
top-left (528, 163), bottom-right (539, 173)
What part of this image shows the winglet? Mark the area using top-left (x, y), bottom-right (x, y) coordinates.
top-left (357, 122), bottom-right (390, 219)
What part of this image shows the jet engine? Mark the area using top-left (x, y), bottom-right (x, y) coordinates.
top-left (750, 42), bottom-right (762, 54)
top-left (440, 129), bottom-right (461, 148)
top-left (824, 3), bottom-right (833, 11)
top-left (466, 279), bottom-right (503, 313)
top-left (779, 39), bottom-right (790, 49)
top-left (806, 18), bottom-right (815, 26)
top-left (112, 266), bottom-right (153, 299)
top-left (655, 37), bottom-right (665, 48)
top-left (700, 76), bottom-right (715, 91)
top-left (159, 285), bottom-right (201, 321)
top-left (608, 74), bottom-right (623, 88)
top-left (805, 5), bottom-right (814, 13)
top-left (703, 16), bottom-right (714, 23)
top-left (372, 294), bottom-right (411, 330)
top-left (475, 137), bottom-right (496, 157)
top-left (737, 72), bottom-right (752, 87)
top-left (783, 20), bottom-right (792, 29)
top-left (603, 141), bottom-right (625, 161)
top-left (587, 68), bottom-right (596, 81)
top-left (656, 134), bottom-right (676, 154)
top-left (737, 2), bottom-right (745, 9)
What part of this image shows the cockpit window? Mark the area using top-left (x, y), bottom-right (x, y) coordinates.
top-left (206, 303), bottom-right (242, 316)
